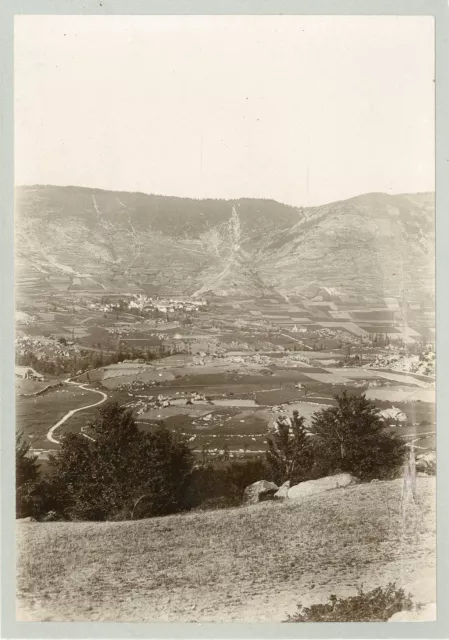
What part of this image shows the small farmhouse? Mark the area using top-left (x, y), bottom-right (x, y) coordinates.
top-left (15, 366), bottom-right (44, 381)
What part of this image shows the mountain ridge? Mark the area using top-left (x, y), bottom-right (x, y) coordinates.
top-left (16, 183), bottom-right (434, 208)
top-left (15, 185), bottom-right (435, 301)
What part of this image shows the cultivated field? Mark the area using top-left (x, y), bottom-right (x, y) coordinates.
top-left (14, 287), bottom-right (435, 466)
top-left (16, 355), bottom-right (435, 461)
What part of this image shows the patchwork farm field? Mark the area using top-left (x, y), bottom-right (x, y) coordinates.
top-left (16, 354), bottom-right (436, 463)
top-left (15, 290), bottom-right (436, 464)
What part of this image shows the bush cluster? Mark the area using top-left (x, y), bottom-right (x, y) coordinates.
top-left (185, 457), bottom-right (270, 511)
top-left (285, 583), bottom-right (417, 622)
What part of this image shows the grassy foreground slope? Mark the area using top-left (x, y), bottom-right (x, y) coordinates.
top-left (17, 477), bottom-right (435, 622)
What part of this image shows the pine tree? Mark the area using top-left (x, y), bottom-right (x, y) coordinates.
top-left (310, 391), bottom-right (406, 481)
top-left (266, 410), bottom-right (312, 485)
top-left (45, 402), bottom-right (194, 520)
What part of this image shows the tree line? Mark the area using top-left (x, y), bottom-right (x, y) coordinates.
top-left (17, 392), bottom-right (406, 521)
top-left (16, 341), bottom-right (182, 377)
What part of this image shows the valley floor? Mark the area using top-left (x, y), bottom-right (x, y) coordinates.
top-left (16, 477), bottom-right (435, 622)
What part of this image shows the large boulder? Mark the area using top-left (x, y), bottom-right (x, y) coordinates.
top-left (41, 510), bottom-right (60, 522)
top-left (274, 480), bottom-right (290, 499)
top-left (288, 473), bottom-right (358, 500)
top-left (389, 602), bottom-right (436, 622)
top-left (415, 451), bottom-right (436, 475)
top-left (243, 480), bottom-right (279, 505)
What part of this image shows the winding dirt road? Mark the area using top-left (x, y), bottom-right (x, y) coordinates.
top-left (46, 379), bottom-right (108, 445)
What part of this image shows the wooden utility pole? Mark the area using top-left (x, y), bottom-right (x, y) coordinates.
top-left (399, 254), bottom-right (408, 346)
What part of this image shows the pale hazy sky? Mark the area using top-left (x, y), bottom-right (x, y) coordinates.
top-left (15, 15), bottom-right (434, 207)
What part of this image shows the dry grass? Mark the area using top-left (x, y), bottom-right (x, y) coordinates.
top-left (16, 477), bottom-right (436, 622)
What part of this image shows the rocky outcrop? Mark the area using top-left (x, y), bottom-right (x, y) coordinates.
top-left (389, 602), bottom-right (436, 622)
top-left (274, 481), bottom-right (290, 499)
top-left (287, 474), bottom-right (359, 500)
top-left (415, 451), bottom-right (436, 475)
top-left (243, 480), bottom-right (279, 505)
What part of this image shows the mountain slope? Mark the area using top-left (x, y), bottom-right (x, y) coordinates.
top-left (260, 192), bottom-right (435, 300)
top-left (15, 185), bottom-right (435, 301)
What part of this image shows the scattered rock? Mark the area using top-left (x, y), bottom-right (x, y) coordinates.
top-left (17, 516), bottom-right (36, 522)
top-left (274, 480), bottom-right (290, 499)
top-left (288, 473), bottom-right (359, 500)
top-left (243, 480), bottom-right (279, 505)
top-left (389, 602), bottom-right (436, 622)
top-left (415, 451), bottom-right (436, 475)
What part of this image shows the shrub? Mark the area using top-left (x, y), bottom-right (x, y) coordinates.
top-left (182, 457), bottom-right (270, 510)
top-left (309, 392), bottom-right (406, 481)
top-left (193, 495), bottom-right (241, 511)
top-left (285, 583), bottom-right (417, 622)
top-left (225, 458), bottom-right (271, 498)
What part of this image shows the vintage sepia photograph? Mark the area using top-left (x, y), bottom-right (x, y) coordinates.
top-left (14, 14), bottom-right (436, 623)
